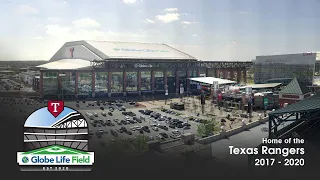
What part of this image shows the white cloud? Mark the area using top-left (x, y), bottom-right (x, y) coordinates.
top-left (48, 17), bottom-right (60, 22)
top-left (29, 36), bottom-right (43, 40)
top-left (72, 18), bottom-right (100, 28)
top-left (143, 18), bottom-right (155, 24)
top-left (164, 8), bottom-right (178, 12)
top-left (123, 0), bottom-right (136, 4)
top-left (239, 11), bottom-right (249, 15)
top-left (44, 24), bottom-right (147, 41)
top-left (181, 21), bottom-right (192, 25)
top-left (14, 5), bottom-right (39, 15)
top-left (192, 34), bottom-right (197, 37)
top-left (45, 25), bottom-right (70, 37)
top-left (156, 13), bottom-right (180, 23)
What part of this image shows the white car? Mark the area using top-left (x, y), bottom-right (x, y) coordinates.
top-left (152, 127), bottom-right (159, 131)
top-left (101, 112), bottom-right (107, 116)
top-left (94, 113), bottom-right (98, 117)
top-left (130, 127), bottom-right (136, 131)
top-left (125, 116), bottom-right (130, 120)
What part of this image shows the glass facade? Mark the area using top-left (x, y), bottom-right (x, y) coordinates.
top-left (141, 71), bottom-right (151, 91)
top-left (177, 70), bottom-right (187, 90)
top-left (43, 72), bottom-right (58, 95)
top-left (126, 72), bottom-right (137, 91)
top-left (78, 72), bottom-right (92, 95)
top-left (254, 55), bottom-right (316, 86)
top-left (111, 72), bottom-right (123, 93)
top-left (154, 71), bottom-right (164, 91)
top-left (166, 70), bottom-right (176, 93)
top-left (95, 72), bottom-right (108, 97)
top-left (60, 72), bottom-right (75, 95)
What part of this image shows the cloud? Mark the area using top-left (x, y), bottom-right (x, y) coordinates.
top-left (44, 24), bottom-right (147, 41)
top-left (48, 17), bottom-right (60, 22)
top-left (72, 18), bottom-right (100, 28)
top-left (181, 21), bottom-right (192, 25)
top-left (239, 11), bottom-right (249, 15)
top-left (123, 0), bottom-right (136, 4)
top-left (164, 8), bottom-right (178, 12)
top-left (192, 34), bottom-right (197, 37)
top-left (143, 18), bottom-right (155, 24)
top-left (156, 13), bottom-right (180, 23)
top-left (14, 5), bottom-right (39, 15)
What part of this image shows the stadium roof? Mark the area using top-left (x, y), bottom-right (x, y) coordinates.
top-left (49, 40), bottom-right (197, 62)
top-left (280, 77), bottom-right (310, 95)
top-left (37, 59), bottom-right (91, 70)
top-left (189, 77), bottom-right (236, 85)
top-left (269, 93), bottom-right (320, 115)
top-left (240, 83), bottom-right (282, 89)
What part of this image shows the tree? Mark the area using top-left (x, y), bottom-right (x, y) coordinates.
top-left (197, 118), bottom-right (219, 137)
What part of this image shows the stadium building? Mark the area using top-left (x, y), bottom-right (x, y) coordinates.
top-left (35, 40), bottom-right (252, 99)
top-left (254, 52), bottom-right (320, 86)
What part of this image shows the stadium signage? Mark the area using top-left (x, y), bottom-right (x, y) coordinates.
top-left (134, 63), bottom-right (153, 68)
top-left (17, 101), bottom-right (94, 171)
top-left (113, 48), bottom-right (169, 52)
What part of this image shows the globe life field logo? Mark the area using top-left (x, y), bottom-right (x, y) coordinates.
top-left (17, 101), bottom-right (94, 171)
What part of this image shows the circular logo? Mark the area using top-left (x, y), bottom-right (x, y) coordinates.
top-left (22, 156), bottom-right (29, 163)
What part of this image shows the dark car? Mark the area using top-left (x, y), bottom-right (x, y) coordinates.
top-left (159, 132), bottom-right (168, 138)
top-left (110, 129), bottom-right (118, 137)
top-left (177, 124), bottom-right (184, 128)
top-left (108, 112), bottom-right (113, 116)
top-left (126, 130), bottom-right (133, 135)
top-left (120, 127), bottom-right (127, 132)
top-left (100, 107), bottom-right (104, 110)
top-left (169, 124), bottom-right (176, 129)
top-left (139, 130), bottom-right (144, 134)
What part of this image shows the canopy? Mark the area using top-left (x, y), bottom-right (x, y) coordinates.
top-left (37, 59), bottom-right (91, 70)
top-left (239, 83), bottom-right (282, 89)
top-left (189, 77), bottom-right (236, 85)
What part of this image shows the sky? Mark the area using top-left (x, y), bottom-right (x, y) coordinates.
top-left (24, 107), bottom-right (76, 127)
top-left (1, 0), bottom-right (320, 61)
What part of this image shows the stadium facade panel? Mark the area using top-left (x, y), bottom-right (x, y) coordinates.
top-left (34, 40), bottom-right (252, 98)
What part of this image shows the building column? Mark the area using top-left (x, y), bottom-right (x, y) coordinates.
top-left (91, 71), bottom-right (95, 98)
top-left (243, 68), bottom-right (247, 84)
top-left (137, 69), bottom-right (141, 95)
top-left (216, 69), bottom-right (220, 78)
top-left (75, 71), bottom-right (79, 98)
top-left (163, 70), bottom-right (168, 89)
top-left (230, 69), bottom-right (235, 81)
top-left (176, 69), bottom-right (180, 94)
top-left (151, 69), bottom-right (155, 92)
top-left (237, 68), bottom-right (241, 84)
top-left (39, 71), bottom-right (43, 98)
top-left (123, 70), bottom-right (127, 96)
top-left (186, 69), bottom-right (191, 92)
top-left (223, 68), bottom-right (228, 79)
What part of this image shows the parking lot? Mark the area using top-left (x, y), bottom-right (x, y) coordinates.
top-left (71, 100), bottom-right (197, 143)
